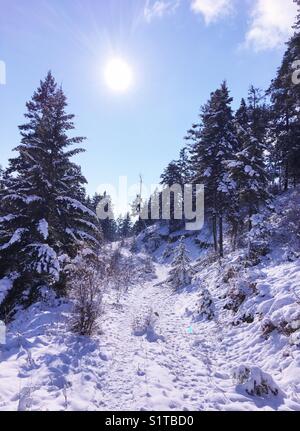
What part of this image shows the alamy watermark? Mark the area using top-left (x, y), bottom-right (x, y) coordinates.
top-left (292, 60), bottom-right (300, 85)
top-left (0, 61), bottom-right (6, 85)
top-left (0, 320), bottom-right (6, 345)
top-left (96, 177), bottom-right (205, 231)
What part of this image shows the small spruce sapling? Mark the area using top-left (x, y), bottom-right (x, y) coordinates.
top-left (169, 237), bottom-right (193, 289)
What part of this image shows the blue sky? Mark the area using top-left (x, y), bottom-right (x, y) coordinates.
top-left (0, 0), bottom-right (298, 207)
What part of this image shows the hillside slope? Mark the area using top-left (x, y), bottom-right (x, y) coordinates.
top-left (0, 189), bottom-right (299, 411)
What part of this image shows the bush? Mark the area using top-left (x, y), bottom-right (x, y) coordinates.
top-left (130, 239), bottom-right (138, 253)
top-left (289, 330), bottom-right (300, 347)
top-left (232, 365), bottom-right (280, 397)
top-left (169, 237), bottom-right (194, 290)
top-left (132, 307), bottom-right (163, 342)
top-left (143, 257), bottom-right (156, 275)
top-left (132, 307), bottom-right (156, 336)
top-left (222, 266), bottom-right (240, 283)
top-left (246, 214), bottom-right (271, 266)
top-left (162, 244), bottom-right (173, 262)
top-left (108, 247), bottom-right (122, 276)
top-left (261, 313), bottom-right (300, 338)
top-left (195, 286), bottom-right (215, 321)
top-left (224, 286), bottom-right (246, 313)
top-left (67, 247), bottom-right (103, 336)
top-left (261, 319), bottom-right (277, 338)
top-left (232, 312), bottom-right (254, 326)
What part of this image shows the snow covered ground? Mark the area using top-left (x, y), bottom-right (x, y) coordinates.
top-left (0, 253), bottom-right (299, 411)
top-left (0, 190), bottom-right (300, 411)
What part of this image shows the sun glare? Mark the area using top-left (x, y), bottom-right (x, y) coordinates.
top-left (104, 58), bottom-right (133, 93)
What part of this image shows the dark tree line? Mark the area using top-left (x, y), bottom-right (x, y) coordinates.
top-left (159, 1), bottom-right (300, 256)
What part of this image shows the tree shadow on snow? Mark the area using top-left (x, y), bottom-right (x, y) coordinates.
top-left (235, 385), bottom-right (286, 410)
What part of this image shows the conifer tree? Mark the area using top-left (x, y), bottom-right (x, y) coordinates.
top-left (160, 160), bottom-right (183, 187)
top-left (0, 166), bottom-right (7, 217)
top-left (120, 213), bottom-right (132, 239)
top-left (169, 236), bottom-right (193, 289)
top-left (161, 160), bottom-right (183, 232)
top-left (90, 192), bottom-right (116, 242)
top-left (160, 148), bottom-right (191, 232)
top-left (268, 6), bottom-right (300, 189)
top-left (0, 72), bottom-right (100, 314)
top-left (225, 96), bottom-right (270, 238)
top-left (188, 82), bottom-right (238, 257)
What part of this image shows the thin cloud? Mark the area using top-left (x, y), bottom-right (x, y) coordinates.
top-left (144, 0), bottom-right (180, 23)
top-left (144, 0), bottom-right (298, 54)
top-left (244, 0), bottom-right (297, 51)
top-left (190, 0), bottom-right (235, 25)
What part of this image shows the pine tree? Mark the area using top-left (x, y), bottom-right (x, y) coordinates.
top-left (147, 187), bottom-right (162, 224)
top-left (196, 286), bottom-right (215, 321)
top-left (188, 82), bottom-right (238, 257)
top-left (268, 7), bottom-right (300, 189)
top-left (120, 213), bottom-right (132, 239)
top-left (160, 148), bottom-right (190, 232)
top-left (169, 237), bottom-right (193, 289)
top-left (176, 147), bottom-right (191, 184)
top-left (131, 193), bottom-right (147, 232)
top-left (160, 160), bottom-right (184, 232)
top-left (225, 96), bottom-right (270, 240)
top-left (247, 86), bottom-right (269, 144)
top-left (0, 72), bottom-right (100, 314)
top-left (90, 192), bottom-right (116, 242)
top-left (160, 160), bottom-right (183, 187)
top-left (0, 166), bottom-right (7, 217)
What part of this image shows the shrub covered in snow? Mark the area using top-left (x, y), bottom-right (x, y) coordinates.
top-left (111, 265), bottom-right (132, 304)
top-left (108, 247), bottom-right (122, 276)
top-left (272, 197), bottom-right (300, 255)
top-left (162, 244), bottom-right (173, 262)
top-left (261, 319), bottom-right (277, 338)
top-left (67, 246), bottom-right (103, 336)
top-left (232, 312), bottom-right (254, 326)
top-left (246, 214), bottom-right (271, 266)
top-left (222, 265), bottom-right (240, 284)
top-left (284, 249), bottom-right (300, 262)
top-left (129, 238), bottom-right (138, 254)
top-left (106, 249), bottom-right (145, 303)
top-left (169, 237), bottom-right (194, 290)
top-left (132, 307), bottom-right (163, 342)
top-left (132, 307), bottom-right (156, 336)
top-left (139, 231), bottom-right (163, 253)
top-left (223, 271), bottom-right (257, 316)
top-left (224, 286), bottom-right (246, 313)
top-left (261, 313), bottom-right (300, 339)
top-left (195, 285), bottom-right (215, 321)
top-left (142, 257), bottom-right (156, 279)
top-left (232, 365), bottom-right (280, 397)
top-left (289, 330), bottom-right (300, 348)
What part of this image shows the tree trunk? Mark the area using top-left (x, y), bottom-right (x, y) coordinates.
top-left (232, 221), bottom-right (238, 251)
top-left (248, 203), bottom-right (253, 232)
top-left (284, 161), bottom-right (289, 191)
top-left (219, 215), bottom-right (224, 258)
top-left (212, 214), bottom-right (218, 253)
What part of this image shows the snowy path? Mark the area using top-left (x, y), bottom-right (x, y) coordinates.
top-left (93, 258), bottom-right (300, 411)
top-left (96, 263), bottom-right (250, 411)
top-left (1, 256), bottom-right (300, 411)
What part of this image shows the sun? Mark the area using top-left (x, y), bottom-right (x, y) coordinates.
top-left (104, 58), bottom-right (133, 93)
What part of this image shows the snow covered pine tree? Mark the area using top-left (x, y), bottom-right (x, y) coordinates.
top-left (169, 236), bottom-right (194, 290)
top-left (268, 5), bottom-right (300, 190)
top-left (188, 82), bottom-right (239, 257)
top-left (225, 93), bottom-right (270, 243)
top-left (0, 72), bottom-right (101, 317)
top-left (160, 148), bottom-right (190, 233)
